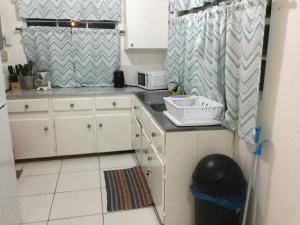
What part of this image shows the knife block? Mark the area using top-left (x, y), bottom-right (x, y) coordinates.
top-left (11, 81), bottom-right (22, 92)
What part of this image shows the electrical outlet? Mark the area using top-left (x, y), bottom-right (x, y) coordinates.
top-left (1, 51), bottom-right (8, 62)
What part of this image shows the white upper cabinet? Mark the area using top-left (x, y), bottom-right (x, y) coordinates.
top-left (124, 0), bottom-right (169, 49)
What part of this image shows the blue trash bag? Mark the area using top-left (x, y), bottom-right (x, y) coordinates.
top-left (190, 184), bottom-right (246, 214)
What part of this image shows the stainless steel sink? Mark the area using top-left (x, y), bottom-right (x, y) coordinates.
top-left (150, 104), bottom-right (167, 112)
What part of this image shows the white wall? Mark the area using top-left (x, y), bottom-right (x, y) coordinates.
top-left (234, 1), bottom-right (300, 225)
top-left (0, 0), bottom-right (167, 89)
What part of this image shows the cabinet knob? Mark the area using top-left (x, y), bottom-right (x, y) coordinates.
top-left (148, 156), bottom-right (153, 161)
top-left (151, 132), bottom-right (157, 137)
top-left (134, 106), bottom-right (139, 110)
top-left (112, 101), bottom-right (117, 107)
top-left (24, 104), bottom-right (29, 109)
top-left (146, 170), bottom-right (151, 176)
top-left (145, 150), bottom-right (149, 154)
top-left (99, 123), bottom-right (103, 128)
top-left (131, 43), bottom-right (134, 47)
top-left (87, 124), bottom-right (92, 129)
top-left (44, 127), bottom-right (49, 132)
top-left (136, 134), bottom-right (140, 138)
top-left (70, 103), bottom-right (74, 108)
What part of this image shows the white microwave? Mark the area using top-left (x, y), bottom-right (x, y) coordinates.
top-left (137, 70), bottom-right (167, 90)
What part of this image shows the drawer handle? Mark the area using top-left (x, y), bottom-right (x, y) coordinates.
top-left (112, 102), bottom-right (117, 107)
top-left (148, 156), bottom-right (153, 161)
top-left (151, 132), bottom-right (157, 137)
top-left (44, 127), bottom-right (49, 132)
top-left (99, 123), bottom-right (103, 128)
top-left (136, 134), bottom-right (140, 138)
top-left (70, 103), bottom-right (75, 108)
top-left (87, 124), bottom-right (92, 129)
top-left (24, 104), bottom-right (29, 109)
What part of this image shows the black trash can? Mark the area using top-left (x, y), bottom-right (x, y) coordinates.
top-left (191, 154), bottom-right (246, 225)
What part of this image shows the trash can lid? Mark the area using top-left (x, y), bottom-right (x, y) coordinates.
top-left (193, 154), bottom-right (246, 196)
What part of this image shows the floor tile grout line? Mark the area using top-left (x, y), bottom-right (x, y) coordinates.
top-left (59, 168), bottom-right (101, 174)
top-left (47, 159), bottom-right (63, 223)
top-left (47, 213), bottom-right (103, 223)
top-left (98, 156), bottom-right (105, 225)
top-left (18, 187), bottom-right (103, 198)
top-left (20, 172), bottom-right (60, 178)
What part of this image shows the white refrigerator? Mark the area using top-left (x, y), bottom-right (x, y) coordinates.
top-left (0, 60), bottom-right (20, 225)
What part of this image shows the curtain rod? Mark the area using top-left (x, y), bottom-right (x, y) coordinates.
top-left (15, 27), bottom-right (125, 34)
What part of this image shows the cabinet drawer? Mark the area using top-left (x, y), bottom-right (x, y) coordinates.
top-left (95, 96), bottom-right (132, 110)
top-left (133, 96), bottom-right (142, 118)
top-left (8, 99), bottom-right (49, 113)
top-left (53, 98), bottom-right (92, 112)
top-left (140, 106), bottom-right (152, 134)
top-left (149, 119), bottom-right (165, 155)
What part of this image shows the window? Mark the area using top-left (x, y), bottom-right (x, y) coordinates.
top-left (260, 0), bottom-right (272, 92)
top-left (27, 19), bottom-right (116, 29)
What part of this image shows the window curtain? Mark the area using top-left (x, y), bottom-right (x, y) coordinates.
top-left (166, 0), bottom-right (266, 143)
top-left (23, 27), bottom-right (75, 87)
top-left (22, 27), bottom-right (121, 88)
top-left (16, 0), bottom-right (122, 21)
top-left (72, 29), bottom-right (120, 87)
top-left (167, 17), bottom-right (186, 84)
top-left (223, 0), bottom-right (266, 143)
top-left (183, 8), bottom-right (226, 105)
top-left (170, 0), bottom-right (218, 12)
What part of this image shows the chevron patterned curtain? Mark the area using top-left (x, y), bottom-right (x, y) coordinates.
top-left (167, 0), bottom-right (266, 143)
top-left (167, 17), bottom-right (186, 84)
top-left (223, 0), bottom-right (266, 143)
top-left (183, 8), bottom-right (226, 105)
top-left (72, 29), bottom-right (120, 87)
top-left (23, 27), bottom-right (76, 87)
top-left (16, 0), bottom-right (122, 21)
top-left (170, 0), bottom-right (218, 12)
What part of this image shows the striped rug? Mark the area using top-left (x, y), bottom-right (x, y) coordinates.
top-left (104, 166), bottom-right (154, 212)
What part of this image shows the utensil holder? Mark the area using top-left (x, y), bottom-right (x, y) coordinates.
top-left (23, 76), bottom-right (34, 90)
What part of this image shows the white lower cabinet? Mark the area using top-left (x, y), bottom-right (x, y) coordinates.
top-left (96, 114), bottom-right (132, 153)
top-left (140, 127), bottom-right (165, 223)
top-left (141, 128), bottom-right (152, 185)
top-left (149, 144), bottom-right (165, 224)
top-left (55, 116), bottom-right (95, 156)
top-left (133, 117), bottom-right (142, 163)
top-left (10, 118), bottom-right (55, 159)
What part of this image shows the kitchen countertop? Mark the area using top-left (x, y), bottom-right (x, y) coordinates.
top-left (6, 86), bottom-right (144, 100)
top-left (6, 87), bottom-right (227, 132)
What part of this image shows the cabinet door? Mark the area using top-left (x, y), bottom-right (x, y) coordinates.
top-left (55, 116), bottom-right (95, 156)
top-left (96, 114), bottom-right (132, 153)
top-left (125, 0), bottom-right (169, 49)
top-left (141, 129), bottom-right (151, 185)
top-left (149, 144), bottom-right (165, 223)
top-left (10, 118), bottom-right (55, 159)
top-left (133, 117), bottom-right (142, 164)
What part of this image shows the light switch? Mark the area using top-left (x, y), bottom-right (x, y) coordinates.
top-left (1, 51), bottom-right (8, 62)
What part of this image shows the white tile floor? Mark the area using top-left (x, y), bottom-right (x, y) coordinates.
top-left (16, 153), bottom-right (161, 225)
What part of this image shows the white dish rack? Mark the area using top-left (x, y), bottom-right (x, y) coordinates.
top-left (164, 96), bottom-right (224, 125)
